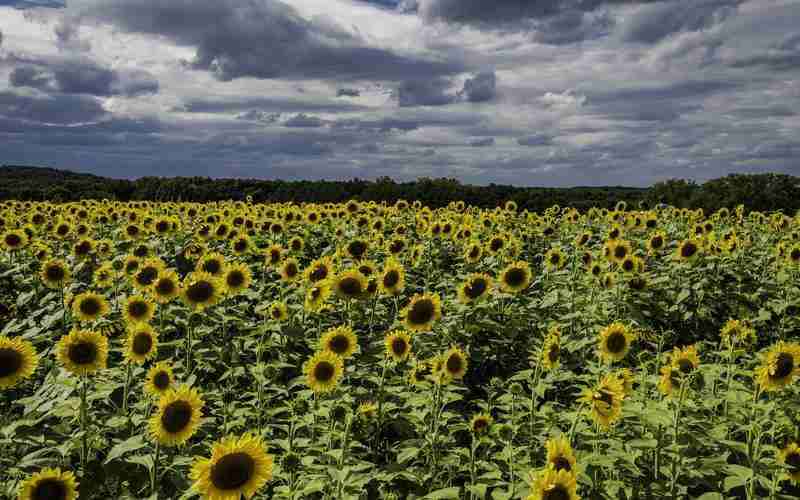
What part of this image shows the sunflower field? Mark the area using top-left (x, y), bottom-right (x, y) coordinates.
top-left (1, 199), bottom-right (799, 500)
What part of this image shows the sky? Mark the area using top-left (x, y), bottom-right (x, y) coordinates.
top-left (0, 0), bottom-right (799, 186)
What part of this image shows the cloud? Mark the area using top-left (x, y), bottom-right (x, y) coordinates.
top-left (8, 59), bottom-right (159, 97)
top-left (69, 0), bottom-right (465, 82)
top-left (461, 71), bottom-right (496, 102)
top-left (469, 137), bottom-right (494, 147)
top-left (620, 0), bottom-right (741, 44)
top-left (0, 90), bottom-right (107, 124)
top-left (284, 113), bottom-right (325, 128)
top-left (540, 90), bottom-right (586, 110)
top-left (398, 78), bottom-right (455, 107)
top-left (336, 88), bottom-right (361, 97)
top-left (518, 134), bottom-right (553, 146)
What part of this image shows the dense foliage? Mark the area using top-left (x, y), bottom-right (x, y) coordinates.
top-left (1, 198), bottom-right (800, 499)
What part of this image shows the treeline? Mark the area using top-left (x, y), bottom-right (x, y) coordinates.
top-left (1, 165), bottom-right (799, 213)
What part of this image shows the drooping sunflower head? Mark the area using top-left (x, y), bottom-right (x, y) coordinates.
top-left (223, 263), bottom-right (252, 295)
top-left (458, 273), bottom-right (492, 304)
top-left (402, 293), bottom-right (442, 332)
top-left (93, 262), bottom-right (115, 289)
top-left (279, 257), bottom-right (301, 283)
top-left (544, 247), bottom-right (565, 271)
top-left (671, 345), bottom-right (700, 376)
top-left (181, 272), bottom-right (223, 311)
top-left (71, 292), bottom-right (110, 323)
top-left (357, 401), bottom-right (378, 420)
top-left (719, 318), bottom-right (756, 347)
top-left (333, 269), bottom-right (368, 300)
top-left (545, 436), bottom-right (577, 474)
top-left (124, 294), bottom-right (156, 324)
top-left (597, 322), bottom-right (636, 363)
top-left (264, 244), bottom-right (283, 267)
top-left (151, 269), bottom-right (181, 304)
top-left (40, 259), bottom-right (70, 289)
top-left (384, 330), bottom-right (412, 362)
top-left (321, 326), bottom-right (358, 359)
top-left (442, 346), bottom-right (468, 381)
top-left (526, 466), bottom-right (579, 500)
top-left (124, 323), bottom-right (158, 365)
top-left (149, 385), bottom-right (204, 446)
top-left (190, 433), bottom-right (274, 500)
top-left (379, 259), bottom-right (406, 296)
top-left (56, 329), bottom-right (108, 376)
top-left (0, 336), bottom-right (39, 389)
top-left (464, 241), bottom-right (483, 264)
top-left (145, 361), bottom-right (174, 397)
top-left (778, 442), bottom-right (800, 483)
top-left (304, 350), bottom-right (344, 394)
top-left (756, 341), bottom-right (800, 392)
top-left (470, 413), bottom-right (493, 435)
top-left (541, 333), bottom-right (561, 371)
top-left (614, 368), bottom-right (635, 395)
top-left (499, 261), bottom-right (532, 294)
top-left (579, 374), bottom-right (625, 429)
top-left (17, 467), bottom-right (79, 500)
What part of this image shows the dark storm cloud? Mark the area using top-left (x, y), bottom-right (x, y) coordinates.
top-left (8, 59), bottom-right (159, 97)
top-left (469, 137), bottom-right (494, 147)
top-left (177, 96), bottom-right (369, 114)
top-left (518, 134), bottom-right (553, 146)
top-left (460, 71), bottom-right (496, 103)
top-left (620, 0), bottom-right (741, 44)
top-left (284, 113), bottom-right (325, 128)
top-left (727, 31), bottom-right (800, 71)
top-left (0, 90), bottom-right (107, 124)
top-left (70, 0), bottom-right (466, 82)
top-left (398, 78), bottom-right (455, 107)
top-left (336, 88), bottom-right (361, 98)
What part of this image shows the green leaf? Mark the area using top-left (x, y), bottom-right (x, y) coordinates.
top-left (105, 435), bottom-right (147, 464)
top-left (424, 487), bottom-right (462, 499)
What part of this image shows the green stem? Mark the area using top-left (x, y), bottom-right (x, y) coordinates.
top-left (150, 441), bottom-right (160, 498)
top-left (80, 375), bottom-right (88, 473)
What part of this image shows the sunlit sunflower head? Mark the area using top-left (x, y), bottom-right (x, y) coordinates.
top-left (132, 258), bottom-right (164, 291)
top-left (321, 326), bottom-right (358, 359)
top-left (618, 255), bottom-right (642, 274)
top-left (486, 234), bottom-right (507, 255)
top-left (1, 229), bottom-right (28, 252)
top-left (470, 413), bottom-right (493, 435)
top-left (52, 220), bottom-right (72, 239)
top-left (40, 259), bottom-right (70, 289)
top-left (658, 364), bottom-right (683, 397)
top-left (71, 292), bottom-right (110, 323)
top-left (719, 318), bottom-right (756, 347)
top-left (145, 361), bottom-right (174, 397)
top-left (190, 433), bottom-right (273, 500)
top-left (574, 231), bottom-right (592, 248)
top-left (93, 262), bottom-right (115, 289)
top-left (70, 237), bottom-right (94, 260)
top-left (647, 232), bottom-right (666, 253)
top-left (357, 400), bottom-right (378, 421)
top-left (56, 328), bottom-right (108, 376)
top-left (197, 252), bottom-right (226, 277)
top-left (499, 261), bottom-right (532, 294)
top-left (123, 255), bottom-right (141, 277)
top-left (778, 442), bottom-right (800, 483)
top-left (408, 358), bottom-right (432, 387)
top-left (278, 257), bottom-right (301, 283)
top-left (607, 239), bottom-right (633, 263)
top-left (304, 350), bottom-right (344, 394)
top-left (541, 333), bottom-right (561, 371)
top-left (304, 281), bottom-right (332, 314)
top-left (345, 238), bottom-right (369, 260)
top-left (579, 373), bottom-right (625, 429)
top-left (544, 247), bottom-right (566, 271)
top-left (671, 345), bottom-right (700, 376)
top-left (464, 241), bottom-right (483, 264)
top-left (676, 239), bottom-right (701, 262)
top-left (545, 436), bottom-right (577, 474)
top-left (266, 301), bottom-right (288, 322)
top-left (151, 269), bottom-right (181, 304)
top-left (18, 467), bottom-right (78, 500)
top-left (181, 272), bottom-right (224, 311)
top-left (304, 256), bottom-right (334, 284)
top-left (379, 259), bottom-right (406, 296)
top-left (124, 323), bottom-right (158, 365)
top-left (149, 385), bottom-right (204, 446)
top-left (402, 293), bottom-right (442, 332)
top-left (756, 341), bottom-right (800, 392)
top-left (526, 466), bottom-right (579, 500)
top-left (264, 244), bottom-right (283, 268)
top-left (787, 243), bottom-right (800, 267)
top-left (333, 269), bottom-right (368, 300)
top-left (123, 294), bottom-right (156, 324)
top-left (230, 234), bottom-right (252, 256)
top-left (0, 336), bottom-right (39, 389)
top-left (223, 263), bottom-right (252, 295)
top-left (597, 322), bottom-right (636, 363)
top-left (442, 346), bottom-right (468, 380)
top-left (458, 273), bottom-right (492, 304)
top-left (384, 330), bottom-right (412, 362)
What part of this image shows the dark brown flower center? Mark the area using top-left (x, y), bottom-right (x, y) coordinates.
top-left (490, 238), bottom-right (504, 252)
top-left (348, 241), bottom-right (367, 259)
top-left (156, 221), bottom-right (169, 233)
top-left (614, 245), bottom-right (628, 259)
top-left (338, 277), bottom-right (362, 297)
top-left (68, 341), bottom-right (98, 365)
top-left (74, 241), bottom-right (91, 256)
top-left (31, 478), bottom-right (67, 500)
top-left (548, 344), bottom-right (560, 364)
top-left (651, 236), bottom-right (663, 248)
top-left (187, 281), bottom-right (214, 303)
top-left (606, 332), bottom-right (627, 354)
top-left (155, 279), bottom-right (176, 296)
top-left (552, 456), bottom-right (572, 472)
top-left (408, 299), bottom-right (435, 325)
top-left (79, 297), bottom-right (102, 317)
top-left (328, 334), bottom-right (350, 355)
top-left (772, 352), bottom-right (794, 379)
top-left (202, 260), bottom-right (222, 275)
top-left (472, 418), bottom-right (489, 433)
top-left (681, 242), bottom-right (698, 258)
top-left (786, 451), bottom-right (800, 470)
top-left (284, 263), bottom-right (298, 278)
top-left (791, 249), bottom-right (800, 261)
top-left (310, 265), bottom-right (328, 282)
top-left (210, 452), bottom-right (256, 490)
top-left (234, 240), bottom-right (247, 252)
top-left (45, 265), bottom-right (65, 282)
top-left (542, 485), bottom-right (570, 500)
top-left (137, 267), bottom-right (158, 286)
top-left (622, 259), bottom-right (634, 272)
top-left (153, 371), bottom-right (170, 390)
top-left (446, 353), bottom-right (463, 374)
top-left (133, 333), bottom-right (153, 356)
top-left (0, 347), bottom-right (23, 378)
top-left (226, 271), bottom-right (245, 288)
top-left (313, 361), bottom-right (335, 382)
top-left (56, 225), bottom-right (69, 236)
top-left (128, 300), bottom-right (149, 318)
top-left (391, 338), bottom-right (408, 356)
top-left (383, 270), bottom-right (400, 289)
top-left (504, 268), bottom-right (526, 288)
top-left (677, 358), bottom-right (694, 374)
top-left (161, 400), bottom-right (192, 433)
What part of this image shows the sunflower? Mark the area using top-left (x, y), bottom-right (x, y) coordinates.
top-left (346, 238), bottom-right (369, 260)
top-left (278, 258), bottom-right (301, 283)
top-left (498, 261), bottom-right (532, 294)
top-left (267, 301), bottom-right (288, 322)
top-left (787, 243), bottom-right (800, 266)
top-left (597, 322), bottom-right (636, 363)
top-left (541, 333), bottom-right (561, 370)
top-left (676, 239), bottom-right (701, 262)
top-left (124, 323), bottom-right (158, 365)
top-left (40, 259), bottom-right (70, 289)
top-left (132, 258), bottom-right (164, 291)
top-left (470, 413), bottom-right (493, 435)
top-left (93, 262), bottom-right (116, 289)
top-left (379, 259), bottom-right (406, 296)
top-left (123, 294), bottom-right (156, 324)
top-left (69, 292), bottom-right (109, 323)
top-left (149, 385), bottom-right (204, 446)
top-left (671, 345), bottom-right (700, 375)
top-left (579, 374), bottom-right (625, 428)
top-left (778, 442), bottom-right (800, 483)
top-left (333, 269), bottom-right (368, 300)
top-left (145, 361), bottom-right (174, 397)
top-left (190, 433), bottom-right (273, 500)
top-left (17, 468), bottom-right (78, 500)
top-left (658, 364), bottom-right (682, 397)
top-left (464, 242), bottom-right (483, 264)
top-left (402, 293), bottom-right (442, 332)
top-left (358, 401), bottom-right (378, 420)
top-left (321, 326), bottom-right (358, 359)
top-left (607, 239), bottom-right (633, 264)
top-left (544, 247), bottom-right (565, 271)
top-left (52, 220), bottom-right (72, 239)
top-left (457, 273), bottom-right (492, 304)
top-left (442, 346), bottom-right (468, 380)
top-left (230, 235), bottom-right (252, 256)
top-left (304, 282), bottom-right (332, 313)
top-left (71, 237), bottom-right (94, 260)
top-left (56, 329), bottom-right (108, 376)
top-left (408, 358), bottom-right (432, 386)
top-left (223, 263), bottom-right (252, 295)
top-left (384, 330), bottom-right (412, 362)
top-left (197, 252), bottom-right (226, 277)
top-left (264, 244), bottom-right (283, 268)
top-left (304, 350), bottom-right (344, 394)
top-left (304, 256), bottom-right (334, 284)
top-left (2, 229), bottom-right (28, 251)
top-left (545, 436), bottom-right (577, 474)
top-left (0, 336), bottom-right (39, 389)
top-left (526, 467), bottom-right (579, 500)
top-left (614, 368), bottom-right (635, 395)
top-left (182, 272), bottom-right (224, 311)
top-left (719, 319), bottom-right (756, 347)
top-left (756, 342), bottom-right (800, 392)
top-left (647, 232), bottom-right (666, 253)
top-left (151, 269), bottom-right (181, 304)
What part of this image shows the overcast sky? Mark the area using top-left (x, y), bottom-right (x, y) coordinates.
top-left (0, 0), bottom-right (798, 186)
